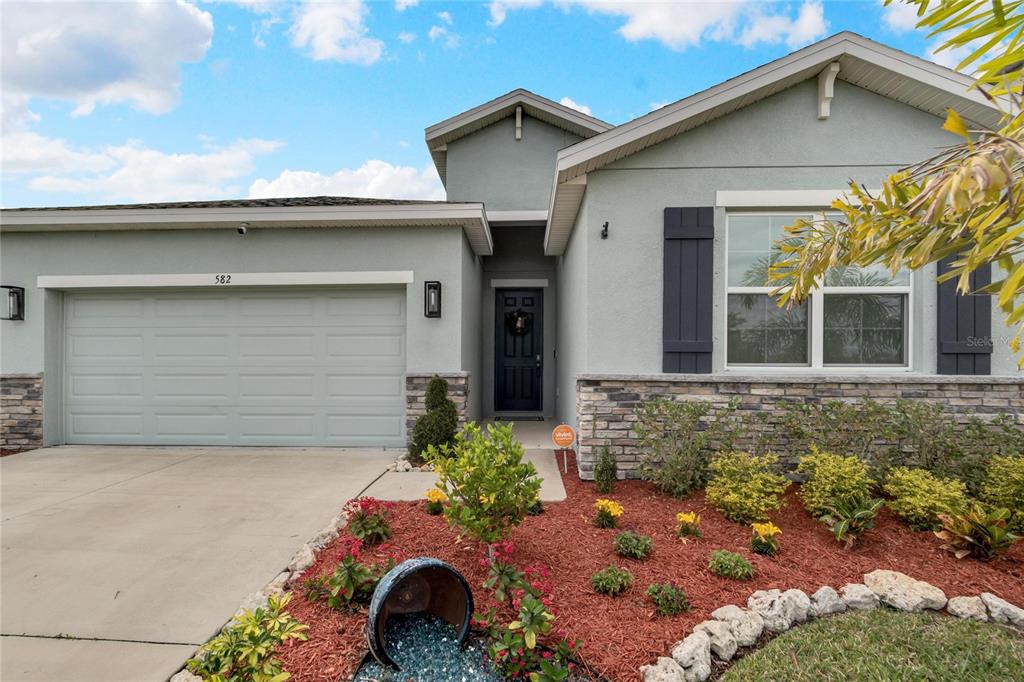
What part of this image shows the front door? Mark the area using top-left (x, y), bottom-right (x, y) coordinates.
top-left (495, 289), bottom-right (542, 412)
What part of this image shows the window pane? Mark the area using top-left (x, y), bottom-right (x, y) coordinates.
top-left (728, 294), bottom-right (808, 365)
top-left (728, 251), bottom-right (772, 286)
top-left (728, 214), bottom-right (811, 286)
top-left (823, 294), bottom-right (906, 365)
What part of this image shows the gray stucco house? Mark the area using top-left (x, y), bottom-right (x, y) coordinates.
top-left (2, 32), bottom-right (1021, 474)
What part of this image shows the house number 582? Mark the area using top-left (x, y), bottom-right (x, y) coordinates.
top-left (214, 274), bottom-right (232, 284)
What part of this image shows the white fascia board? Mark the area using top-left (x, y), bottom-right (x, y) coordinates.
top-left (486, 210), bottom-right (548, 223)
top-left (716, 189), bottom-right (880, 207)
top-left (37, 271), bottom-right (416, 289)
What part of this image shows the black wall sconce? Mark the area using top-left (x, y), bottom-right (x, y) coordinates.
top-left (600, 221), bottom-right (609, 239)
top-left (2, 286), bottom-right (25, 321)
top-left (424, 281), bottom-right (442, 318)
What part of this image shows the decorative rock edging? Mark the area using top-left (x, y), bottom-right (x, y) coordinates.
top-left (168, 511), bottom-right (351, 682)
top-left (639, 570), bottom-right (1024, 682)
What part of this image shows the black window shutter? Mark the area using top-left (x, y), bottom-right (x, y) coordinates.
top-left (937, 256), bottom-right (992, 375)
top-left (663, 207), bottom-right (714, 373)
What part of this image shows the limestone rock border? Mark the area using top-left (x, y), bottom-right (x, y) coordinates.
top-left (168, 511), bottom-right (350, 682)
top-left (640, 569), bottom-right (1024, 682)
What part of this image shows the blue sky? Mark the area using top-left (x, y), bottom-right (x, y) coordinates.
top-left (1, 1), bottom-right (951, 208)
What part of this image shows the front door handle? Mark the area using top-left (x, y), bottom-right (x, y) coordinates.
top-left (536, 354), bottom-right (542, 368)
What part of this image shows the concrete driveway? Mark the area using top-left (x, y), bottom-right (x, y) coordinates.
top-left (0, 446), bottom-right (391, 682)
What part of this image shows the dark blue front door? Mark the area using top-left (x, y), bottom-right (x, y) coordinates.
top-left (495, 289), bottom-right (542, 412)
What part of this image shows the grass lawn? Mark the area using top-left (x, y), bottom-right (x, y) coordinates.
top-left (722, 608), bottom-right (1024, 681)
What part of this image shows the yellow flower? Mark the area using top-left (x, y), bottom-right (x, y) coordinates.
top-left (425, 489), bottom-right (447, 504)
top-left (676, 511), bottom-right (700, 526)
top-left (479, 493), bottom-right (496, 505)
top-left (595, 498), bottom-right (624, 517)
top-left (751, 522), bottom-right (782, 539)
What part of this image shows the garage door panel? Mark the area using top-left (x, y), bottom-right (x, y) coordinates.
top-left (64, 288), bottom-right (407, 446)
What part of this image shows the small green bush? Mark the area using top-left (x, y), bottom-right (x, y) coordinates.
top-left (797, 448), bottom-right (875, 518)
top-left (935, 503), bottom-right (1021, 561)
top-left (980, 456), bottom-right (1024, 533)
top-left (646, 582), bottom-right (691, 617)
top-left (343, 497), bottom-right (394, 546)
top-left (635, 398), bottom-right (752, 498)
top-left (821, 494), bottom-right (885, 549)
top-left (594, 445), bottom-right (618, 494)
top-left (706, 452), bottom-right (790, 524)
top-left (883, 467), bottom-right (968, 531)
top-left (613, 530), bottom-right (653, 560)
top-left (429, 422), bottom-right (542, 544)
top-left (591, 565), bottom-right (633, 596)
top-left (409, 375), bottom-right (458, 463)
top-left (708, 550), bottom-right (754, 580)
top-left (187, 593), bottom-right (307, 681)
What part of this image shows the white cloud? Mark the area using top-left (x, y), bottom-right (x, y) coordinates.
top-left (487, 0), bottom-right (827, 50)
top-left (1, 0), bottom-right (213, 124)
top-left (428, 25), bottom-right (461, 49)
top-left (437, 10), bottom-right (453, 24)
top-left (881, 0), bottom-right (920, 33)
top-left (290, 0), bottom-right (385, 64)
top-left (395, 0), bottom-right (419, 10)
top-left (398, 31), bottom-right (417, 43)
top-left (559, 96), bottom-right (592, 116)
top-left (650, 100), bottom-right (671, 111)
top-left (248, 160), bottom-right (445, 200)
top-left (4, 134), bottom-right (282, 203)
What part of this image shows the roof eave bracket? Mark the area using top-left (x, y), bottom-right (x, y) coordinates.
top-left (818, 62), bottom-right (841, 119)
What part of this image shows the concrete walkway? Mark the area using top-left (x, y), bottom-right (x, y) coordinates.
top-left (0, 445), bottom-right (392, 682)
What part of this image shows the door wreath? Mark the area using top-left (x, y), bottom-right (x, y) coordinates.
top-left (505, 309), bottom-right (532, 336)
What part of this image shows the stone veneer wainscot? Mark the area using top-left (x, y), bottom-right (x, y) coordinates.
top-left (1, 373), bottom-right (43, 453)
top-left (405, 371), bottom-right (469, 446)
top-left (576, 373), bottom-right (1024, 479)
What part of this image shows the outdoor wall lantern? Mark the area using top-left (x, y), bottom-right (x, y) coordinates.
top-left (1, 286), bottom-right (24, 321)
top-left (424, 281), bottom-right (442, 318)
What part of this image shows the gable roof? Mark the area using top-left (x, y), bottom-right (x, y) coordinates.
top-left (544, 31), bottom-right (1003, 255)
top-left (425, 88), bottom-right (612, 186)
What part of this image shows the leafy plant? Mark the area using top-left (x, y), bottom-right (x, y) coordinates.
top-left (187, 593), bottom-right (308, 682)
top-left (425, 488), bottom-right (447, 515)
top-left (884, 467), bottom-right (968, 531)
top-left (980, 455), bottom-right (1024, 533)
top-left (821, 494), bottom-right (885, 549)
top-left (509, 593), bottom-right (554, 649)
top-left (594, 445), bottom-right (618, 494)
top-left (613, 530), bottom-right (653, 560)
top-left (483, 540), bottom-right (524, 604)
top-left (780, 398), bottom-right (899, 465)
top-left (591, 565), bottom-right (633, 596)
top-left (343, 497), bottom-right (395, 546)
top-left (323, 544), bottom-right (393, 611)
top-left (594, 498), bottom-right (624, 529)
top-left (935, 503), bottom-right (1021, 561)
top-left (706, 452), bottom-right (790, 524)
top-left (527, 497), bottom-right (545, 516)
top-left (302, 575), bottom-right (329, 603)
top-left (429, 422), bottom-right (542, 544)
top-left (676, 511), bottom-right (702, 540)
top-left (635, 398), bottom-right (754, 498)
top-left (708, 550), bottom-right (754, 580)
top-left (409, 375), bottom-right (459, 464)
top-left (646, 582), bottom-right (691, 617)
top-left (750, 522), bottom-right (781, 556)
top-left (797, 448), bottom-right (875, 518)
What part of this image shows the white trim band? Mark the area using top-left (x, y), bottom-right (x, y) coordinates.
top-left (715, 189), bottom-right (877, 208)
top-left (37, 271), bottom-right (416, 289)
top-left (490, 278), bottom-right (549, 288)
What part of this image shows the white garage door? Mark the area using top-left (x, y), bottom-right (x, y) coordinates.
top-left (63, 288), bottom-right (406, 446)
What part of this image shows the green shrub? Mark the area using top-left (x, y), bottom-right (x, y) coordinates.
top-left (343, 497), bottom-right (395, 546)
top-left (613, 530), bottom-right (653, 560)
top-left (883, 467), bottom-right (968, 531)
top-left (409, 375), bottom-right (458, 463)
top-left (980, 455), bottom-right (1024, 533)
top-left (646, 582), bottom-right (691, 617)
top-left (708, 550), bottom-right (754, 580)
top-left (797, 448), bottom-right (875, 518)
top-left (780, 398), bottom-right (899, 464)
top-left (935, 503), bottom-right (1021, 561)
top-left (594, 444), bottom-right (618, 494)
top-left (187, 593), bottom-right (308, 681)
top-left (591, 565), bottom-right (633, 596)
top-left (706, 452), bottom-right (790, 524)
top-left (635, 398), bottom-right (752, 498)
top-left (325, 551), bottom-right (392, 610)
top-left (429, 422), bottom-right (542, 544)
top-left (594, 498), bottom-right (624, 528)
top-left (821, 494), bottom-right (885, 549)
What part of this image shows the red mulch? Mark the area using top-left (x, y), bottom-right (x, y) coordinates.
top-left (276, 454), bottom-right (1024, 682)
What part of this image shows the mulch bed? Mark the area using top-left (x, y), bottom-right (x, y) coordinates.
top-left (277, 454), bottom-right (1024, 682)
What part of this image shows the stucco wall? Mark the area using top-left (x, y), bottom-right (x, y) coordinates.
top-left (445, 115), bottom-right (584, 211)
top-left (460, 233), bottom-right (483, 420)
top-left (555, 201), bottom-right (589, 426)
top-left (481, 226), bottom-right (557, 416)
top-left (576, 78), bottom-right (1022, 376)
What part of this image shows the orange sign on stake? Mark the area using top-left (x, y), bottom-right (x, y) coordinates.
top-left (551, 424), bottom-right (576, 449)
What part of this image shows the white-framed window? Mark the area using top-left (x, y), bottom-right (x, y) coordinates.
top-left (725, 212), bottom-right (912, 369)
